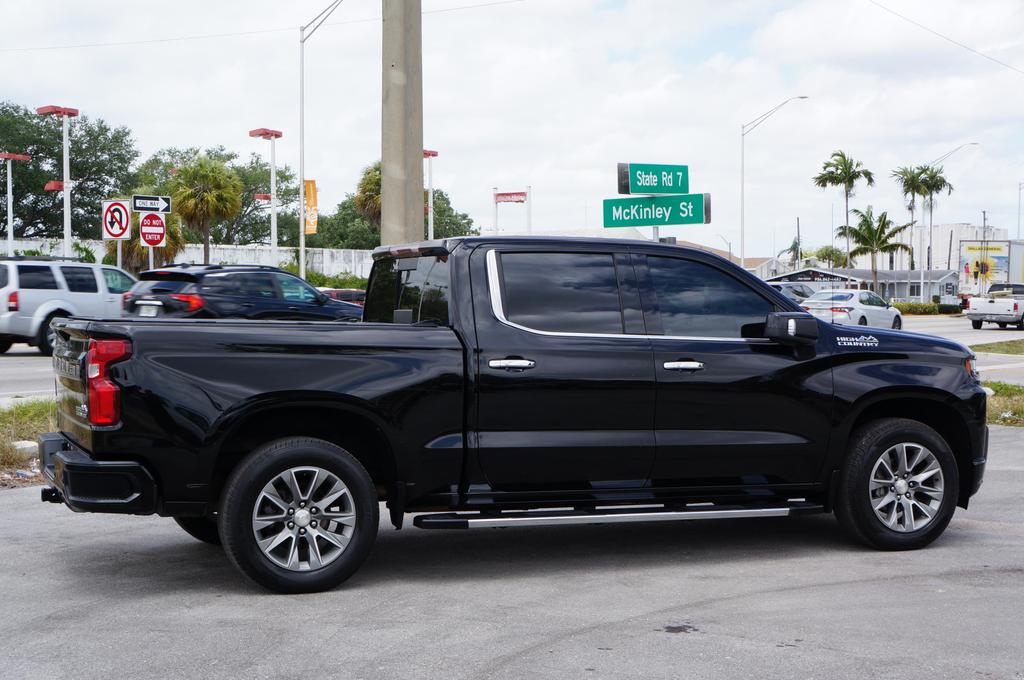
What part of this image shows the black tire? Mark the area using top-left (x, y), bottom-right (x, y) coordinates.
top-left (891, 316), bottom-right (902, 330)
top-left (971, 320), bottom-right (983, 329)
top-left (219, 437), bottom-right (379, 593)
top-left (858, 316), bottom-right (868, 326)
top-left (174, 516), bottom-right (222, 545)
top-left (36, 313), bottom-right (65, 356)
top-left (835, 417), bottom-right (959, 551)
top-left (0, 337), bottom-right (12, 354)
top-left (998, 322), bottom-right (1007, 329)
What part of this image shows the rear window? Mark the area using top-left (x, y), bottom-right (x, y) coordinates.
top-left (60, 266), bottom-right (99, 293)
top-left (17, 265), bottom-right (59, 289)
top-left (808, 292), bottom-right (853, 302)
top-left (131, 279), bottom-right (192, 294)
top-left (989, 284), bottom-right (1024, 295)
top-left (364, 255), bottom-right (450, 324)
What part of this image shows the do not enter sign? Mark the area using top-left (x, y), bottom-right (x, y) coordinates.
top-left (139, 212), bottom-right (166, 248)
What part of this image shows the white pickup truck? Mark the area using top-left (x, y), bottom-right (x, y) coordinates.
top-left (966, 283), bottom-right (1024, 329)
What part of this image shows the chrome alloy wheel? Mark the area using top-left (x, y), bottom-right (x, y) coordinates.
top-left (869, 442), bottom-right (944, 533)
top-left (251, 466), bottom-right (356, 571)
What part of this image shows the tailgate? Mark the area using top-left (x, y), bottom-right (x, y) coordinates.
top-left (50, 319), bottom-right (94, 450)
top-left (969, 298), bottom-right (1015, 314)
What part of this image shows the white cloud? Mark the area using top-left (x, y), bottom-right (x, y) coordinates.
top-left (2, 0), bottom-right (1023, 256)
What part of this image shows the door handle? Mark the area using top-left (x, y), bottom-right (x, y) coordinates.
top-left (663, 360), bottom-right (704, 371)
top-left (488, 358), bottom-right (536, 370)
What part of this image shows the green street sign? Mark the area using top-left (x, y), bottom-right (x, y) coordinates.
top-left (617, 163), bottom-right (689, 195)
top-left (603, 193), bottom-right (710, 228)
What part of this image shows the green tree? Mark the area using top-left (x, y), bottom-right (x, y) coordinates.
top-left (212, 153), bottom-right (298, 246)
top-left (426, 189), bottom-right (477, 239)
top-left (354, 162), bottom-right (382, 227)
top-left (837, 206), bottom-right (912, 292)
top-left (814, 245), bottom-right (849, 268)
top-left (170, 157), bottom-right (243, 264)
top-left (0, 101), bottom-right (137, 239)
top-left (919, 165), bottom-right (953, 270)
top-left (313, 196), bottom-right (379, 250)
top-left (777, 237), bottom-right (803, 267)
top-left (813, 151), bottom-right (875, 266)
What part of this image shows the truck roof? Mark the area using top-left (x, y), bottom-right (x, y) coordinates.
top-left (372, 235), bottom-right (715, 260)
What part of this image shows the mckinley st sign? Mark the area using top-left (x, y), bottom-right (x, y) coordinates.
top-left (603, 193), bottom-right (710, 228)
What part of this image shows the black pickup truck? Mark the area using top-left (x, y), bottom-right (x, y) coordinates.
top-left (39, 237), bottom-right (988, 593)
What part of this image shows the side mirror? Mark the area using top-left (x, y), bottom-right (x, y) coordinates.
top-left (316, 293), bottom-right (330, 305)
top-left (764, 312), bottom-right (818, 347)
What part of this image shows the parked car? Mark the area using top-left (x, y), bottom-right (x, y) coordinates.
top-left (0, 257), bottom-right (136, 355)
top-left (769, 282), bottom-right (815, 302)
top-left (320, 288), bottom-right (366, 306)
top-left (801, 288), bottom-right (902, 329)
top-left (964, 283), bottom-right (1024, 330)
top-left (40, 237), bottom-right (986, 593)
top-left (124, 264), bottom-right (362, 321)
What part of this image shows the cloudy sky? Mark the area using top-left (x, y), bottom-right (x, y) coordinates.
top-left (3, 0), bottom-right (1023, 257)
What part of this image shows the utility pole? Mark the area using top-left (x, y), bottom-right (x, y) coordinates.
top-left (796, 216), bottom-right (801, 269)
top-left (381, 0), bottom-right (425, 246)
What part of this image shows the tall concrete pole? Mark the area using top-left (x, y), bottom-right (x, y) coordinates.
top-left (381, 0), bottom-right (425, 246)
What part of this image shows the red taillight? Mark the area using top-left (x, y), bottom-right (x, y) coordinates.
top-left (7, 290), bottom-right (18, 312)
top-left (122, 291), bottom-right (133, 311)
top-left (830, 307), bottom-right (853, 313)
top-left (169, 293), bottom-right (204, 312)
top-left (86, 338), bottom-right (131, 426)
top-left (1015, 302), bottom-right (1019, 312)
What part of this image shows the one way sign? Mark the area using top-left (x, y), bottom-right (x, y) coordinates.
top-left (132, 194), bottom-right (172, 213)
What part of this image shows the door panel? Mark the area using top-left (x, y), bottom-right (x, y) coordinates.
top-left (471, 247), bottom-right (656, 492)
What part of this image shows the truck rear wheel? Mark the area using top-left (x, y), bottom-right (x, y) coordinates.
top-left (0, 336), bottom-right (11, 354)
top-left (219, 437), bottom-right (379, 593)
top-left (835, 418), bottom-right (958, 550)
top-left (174, 516), bottom-right (221, 545)
top-left (971, 320), bottom-right (983, 329)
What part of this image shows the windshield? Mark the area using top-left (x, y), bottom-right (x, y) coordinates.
top-left (363, 255), bottom-right (451, 324)
top-left (807, 292), bottom-right (853, 302)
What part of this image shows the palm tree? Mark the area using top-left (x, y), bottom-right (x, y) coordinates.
top-left (919, 165), bottom-right (954, 270)
top-left (777, 237), bottom-right (802, 268)
top-left (813, 151), bottom-right (875, 267)
top-left (814, 245), bottom-right (848, 268)
top-left (171, 157), bottom-right (243, 264)
top-left (837, 206), bottom-right (912, 293)
top-left (891, 165), bottom-right (926, 271)
top-left (354, 161), bottom-right (382, 227)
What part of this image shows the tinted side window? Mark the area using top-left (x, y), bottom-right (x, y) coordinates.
top-left (198, 274), bottom-right (241, 296)
top-left (274, 273), bottom-right (320, 303)
top-left (500, 252), bottom-right (623, 334)
top-left (647, 256), bottom-right (773, 338)
top-left (237, 274), bottom-right (279, 299)
top-left (0, 265), bottom-right (8, 288)
top-left (60, 266), bottom-right (99, 293)
top-left (17, 265), bottom-right (59, 290)
top-left (364, 255), bottom-right (450, 324)
top-left (103, 269), bottom-right (134, 294)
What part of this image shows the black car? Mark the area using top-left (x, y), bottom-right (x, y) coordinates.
top-left (123, 264), bottom-right (362, 321)
top-left (41, 237), bottom-right (986, 593)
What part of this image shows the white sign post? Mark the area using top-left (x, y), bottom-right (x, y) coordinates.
top-left (101, 199), bottom-right (131, 269)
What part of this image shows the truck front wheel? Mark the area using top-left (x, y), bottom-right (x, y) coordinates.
top-left (971, 320), bottom-right (983, 329)
top-left (219, 437), bottom-right (379, 593)
top-left (835, 418), bottom-right (959, 551)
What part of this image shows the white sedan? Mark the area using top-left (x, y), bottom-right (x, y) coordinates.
top-left (800, 289), bottom-right (903, 329)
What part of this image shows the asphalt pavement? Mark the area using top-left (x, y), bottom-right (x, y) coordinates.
top-left (1, 426), bottom-right (1021, 680)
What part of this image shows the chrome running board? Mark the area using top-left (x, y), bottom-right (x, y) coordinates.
top-left (413, 502), bottom-right (824, 530)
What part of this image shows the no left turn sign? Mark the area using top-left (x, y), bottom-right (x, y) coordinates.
top-left (101, 200), bottom-right (131, 240)
top-left (139, 212), bottom-right (167, 248)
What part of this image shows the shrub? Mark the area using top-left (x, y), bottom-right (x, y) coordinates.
top-left (894, 301), bottom-right (939, 315)
top-left (279, 262), bottom-right (368, 290)
top-left (937, 304), bottom-right (962, 314)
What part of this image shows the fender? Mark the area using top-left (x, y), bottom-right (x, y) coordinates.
top-left (31, 300), bottom-right (79, 337)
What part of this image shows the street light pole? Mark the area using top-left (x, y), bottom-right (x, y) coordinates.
top-left (718, 234), bottom-right (732, 261)
top-left (298, 0), bottom-right (345, 279)
top-left (740, 96), bottom-right (808, 270)
top-left (249, 128), bottom-right (283, 264)
top-left (2, 152), bottom-right (31, 257)
top-left (424, 149), bottom-right (438, 240)
top-left (36, 106), bottom-right (79, 258)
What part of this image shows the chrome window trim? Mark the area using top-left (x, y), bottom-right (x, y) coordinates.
top-left (484, 249), bottom-right (771, 344)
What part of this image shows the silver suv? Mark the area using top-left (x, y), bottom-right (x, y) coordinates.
top-left (0, 257), bottom-right (136, 355)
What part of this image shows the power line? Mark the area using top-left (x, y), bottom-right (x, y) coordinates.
top-left (868, 0), bottom-right (1024, 77)
top-left (0, 0), bottom-right (525, 54)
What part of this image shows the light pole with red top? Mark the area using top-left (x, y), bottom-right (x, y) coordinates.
top-left (1, 152), bottom-right (31, 257)
top-left (36, 106), bottom-right (79, 258)
top-left (249, 128), bottom-right (283, 264)
top-left (423, 149), bottom-right (438, 240)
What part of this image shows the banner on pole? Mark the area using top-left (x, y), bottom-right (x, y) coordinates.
top-left (304, 180), bottom-right (318, 234)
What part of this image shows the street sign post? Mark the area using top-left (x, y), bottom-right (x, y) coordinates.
top-left (139, 211), bottom-right (166, 269)
top-left (603, 193), bottom-right (711, 228)
top-left (617, 163), bottom-right (689, 195)
top-left (102, 199), bottom-right (131, 269)
top-left (132, 194), bottom-right (172, 213)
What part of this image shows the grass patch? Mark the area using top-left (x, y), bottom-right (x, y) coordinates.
top-left (0, 400), bottom-right (56, 467)
top-left (985, 381), bottom-right (1024, 427)
top-left (971, 339), bottom-right (1024, 355)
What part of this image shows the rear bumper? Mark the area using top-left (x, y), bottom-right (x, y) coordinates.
top-left (965, 312), bottom-right (1020, 323)
top-left (37, 432), bottom-right (157, 514)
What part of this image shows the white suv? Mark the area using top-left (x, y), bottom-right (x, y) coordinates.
top-left (0, 257), bottom-right (136, 355)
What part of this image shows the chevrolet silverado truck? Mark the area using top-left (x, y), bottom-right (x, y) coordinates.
top-left (965, 283), bottom-right (1024, 329)
top-left (38, 237), bottom-right (988, 593)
